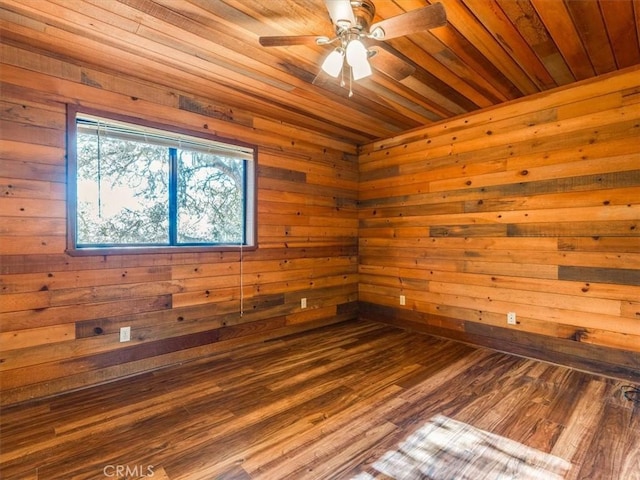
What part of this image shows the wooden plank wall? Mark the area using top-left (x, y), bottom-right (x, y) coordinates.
top-left (358, 65), bottom-right (640, 381)
top-left (0, 44), bottom-right (359, 406)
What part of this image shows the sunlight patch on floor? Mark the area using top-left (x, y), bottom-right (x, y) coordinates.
top-left (353, 415), bottom-right (571, 479)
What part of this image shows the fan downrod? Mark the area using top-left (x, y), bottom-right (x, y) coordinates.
top-left (349, 0), bottom-right (376, 32)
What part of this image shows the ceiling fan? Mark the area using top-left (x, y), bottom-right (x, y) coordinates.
top-left (259, 0), bottom-right (447, 94)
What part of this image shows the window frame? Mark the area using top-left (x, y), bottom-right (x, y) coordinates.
top-left (66, 105), bottom-right (257, 256)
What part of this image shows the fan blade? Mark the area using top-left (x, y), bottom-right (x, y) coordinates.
top-left (369, 47), bottom-right (416, 81)
top-left (370, 2), bottom-right (446, 41)
top-left (259, 35), bottom-right (329, 47)
top-left (324, 0), bottom-right (355, 27)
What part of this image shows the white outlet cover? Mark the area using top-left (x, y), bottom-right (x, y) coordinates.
top-left (507, 312), bottom-right (517, 325)
top-left (301, 298), bottom-right (307, 309)
top-left (400, 295), bottom-right (406, 306)
top-left (120, 326), bottom-right (131, 342)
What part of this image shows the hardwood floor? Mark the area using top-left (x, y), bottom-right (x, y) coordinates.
top-left (1, 320), bottom-right (638, 479)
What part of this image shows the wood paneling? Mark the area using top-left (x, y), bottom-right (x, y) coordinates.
top-left (1, 10), bottom-right (638, 406)
top-left (358, 66), bottom-right (640, 375)
top-left (1, 0), bottom-right (638, 141)
top-left (0, 44), bottom-right (359, 406)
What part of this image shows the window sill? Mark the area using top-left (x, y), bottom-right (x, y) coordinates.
top-left (66, 244), bottom-right (257, 257)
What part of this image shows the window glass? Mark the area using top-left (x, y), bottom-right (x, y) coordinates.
top-left (76, 133), bottom-right (170, 245)
top-left (177, 150), bottom-right (245, 244)
top-left (68, 107), bottom-right (256, 254)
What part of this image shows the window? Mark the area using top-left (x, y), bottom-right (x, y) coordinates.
top-left (66, 106), bottom-right (256, 255)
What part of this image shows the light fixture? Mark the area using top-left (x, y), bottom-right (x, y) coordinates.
top-left (259, 0), bottom-right (449, 94)
top-left (321, 48), bottom-right (345, 77)
top-left (321, 38), bottom-right (372, 82)
top-left (345, 38), bottom-right (372, 80)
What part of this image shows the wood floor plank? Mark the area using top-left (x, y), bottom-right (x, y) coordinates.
top-left (166, 386), bottom-right (357, 479)
top-left (242, 384), bottom-right (407, 475)
top-left (1, 319), bottom-right (637, 480)
top-left (551, 378), bottom-right (609, 478)
top-left (575, 400), bottom-right (634, 479)
top-left (285, 422), bottom-right (400, 479)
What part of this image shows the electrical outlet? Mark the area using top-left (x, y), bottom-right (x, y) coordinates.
top-left (119, 326), bottom-right (131, 342)
top-left (301, 298), bottom-right (307, 309)
top-left (400, 295), bottom-right (406, 306)
top-left (507, 312), bottom-right (517, 325)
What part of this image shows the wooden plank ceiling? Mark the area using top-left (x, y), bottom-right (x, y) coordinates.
top-left (2, 0), bottom-right (639, 144)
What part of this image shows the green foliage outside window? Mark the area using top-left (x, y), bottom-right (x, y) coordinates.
top-left (69, 108), bottom-right (256, 253)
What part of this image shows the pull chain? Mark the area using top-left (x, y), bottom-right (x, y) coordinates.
top-left (97, 122), bottom-right (103, 218)
top-left (239, 241), bottom-right (244, 317)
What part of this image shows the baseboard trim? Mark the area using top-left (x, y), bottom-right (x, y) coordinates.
top-left (359, 302), bottom-right (640, 383)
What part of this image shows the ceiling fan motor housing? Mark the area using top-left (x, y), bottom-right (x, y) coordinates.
top-left (347, 0), bottom-right (376, 34)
